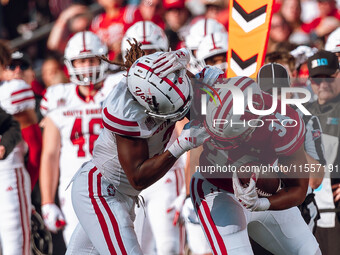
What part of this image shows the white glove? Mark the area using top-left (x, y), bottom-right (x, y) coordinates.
top-left (195, 65), bottom-right (224, 86)
top-left (167, 185), bottom-right (186, 226)
top-left (232, 172), bottom-right (270, 211)
top-left (152, 48), bottom-right (190, 77)
top-left (41, 203), bottom-right (66, 233)
top-left (182, 197), bottom-right (200, 224)
top-left (290, 46), bottom-right (318, 68)
top-left (168, 120), bottom-right (210, 158)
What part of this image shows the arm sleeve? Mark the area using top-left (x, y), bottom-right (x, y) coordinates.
top-left (0, 108), bottom-right (22, 159)
top-left (102, 107), bottom-right (142, 137)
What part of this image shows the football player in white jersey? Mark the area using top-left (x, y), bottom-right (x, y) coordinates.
top-left (0, 41), bottom-right (33, 255)
top-left (121, 21), bottom-right (188, 255)
top-left (0, 49), bottom-right (42, 191)
top-left (39, 31), bottom-right (119, 245)
top-left (66, 45), bottom-right (209, 254)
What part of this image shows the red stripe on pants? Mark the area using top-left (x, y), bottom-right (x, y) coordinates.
top-left (88, 167), bottom-right (117, 254)
top-left (97, 172), bottom-right (128, 255)
top-left (191, 177), bottom-right (218, 255)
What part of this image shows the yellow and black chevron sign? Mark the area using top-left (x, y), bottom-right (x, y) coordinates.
top-left (227, 0), bottom-right (274, 78)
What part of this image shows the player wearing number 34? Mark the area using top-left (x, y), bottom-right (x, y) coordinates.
top-left (39, 31), bottom-right (119, 245)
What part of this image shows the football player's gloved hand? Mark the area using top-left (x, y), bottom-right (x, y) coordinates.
top-left (168, 120), bottom-right (209, 158)
top-left (167, 185), bottom-right (186, 226)
top-left (290, 46), bottom-right (318, 69)
top-left (232, 172), bottom-right (270, 211)
top-left (152, 48), bottom-right (190, 77)
top-left (195, 65), bottom-right (224, 86)
top-left (41, 203), bottom-right (66, 233)
top-left (182, 196), bottom-right (200, 224)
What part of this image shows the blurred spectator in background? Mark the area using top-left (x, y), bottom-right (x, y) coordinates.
top-left (280, 0), bottom-right (311, 45)
top-left (325, 27), bottom-right (340, 62)
top-left (300, 0), bottom-right (320, 23)
top-left (163, 0), bottom-right (192, 50)
top-left (301, 0), bottom-right (340, 41)
top-left (129, 0), bottom-right (165, 28)
top-left (289, 45), bottom-right (319, 101)
top-left (1, 0), bottom-right (29, 39)
top-left (267, 12), bottom-right (292, 53)
top-left (41, 56), bottom-right (68, 89)
top-left (1, 0), bottom-right (54, 40)
top-left (2, 51), bottom-right (46, 100)
top-left (202, 0), bottom-right (225, 20)
top-left (215, 0), bottom-right (229, 30)
top-left (265, 50), bottom-right (297, 79)
top-left (2, 51), bottom-right (34, 83)
top-left (90, 0), bottom-right (142, 61)
top-left (47, 4), bottom-right (91, 54)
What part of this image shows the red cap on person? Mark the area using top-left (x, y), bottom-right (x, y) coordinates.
top-left (163, 0), bottom-right (185, 10)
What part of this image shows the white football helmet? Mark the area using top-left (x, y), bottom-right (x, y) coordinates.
top-left (185, 18), bottom-right (226, 51)
top-left (121, 21), bottom-right (169, 61)
top-left (185, 18), bottom-right (226, 73)
top-left (204, 77), bottom-right (264, 149)
top-left (64, 31), bottom-right (108, 86)
top-left (196, 32), bottom-right (228, 70)
top-left (127, 52), bottom-right (192, 121)
top-left (325, 27), bottom-right (340, 53)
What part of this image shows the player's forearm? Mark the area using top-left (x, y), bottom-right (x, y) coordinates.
top-left (129, 151), bottom-right (178, 191)
top-left (40, 153), bottom-right (59, 204)
top-left (268, 178), bottom-right (308, 210)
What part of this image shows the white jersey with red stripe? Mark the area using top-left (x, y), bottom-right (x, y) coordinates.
top-left (0, 79), bottom-right (35, 115)
top-left (201, 92), bottom-right (306, 193)
top-left (45, 74), bottom-right (121, 186)
top-left (0, 79), bottom-right (31, 169)
top-left (0, 79), bottom-right (32, 255)
top-left (92, 78), bottom-right (176, 196)
top-left (40, 73), bottom-right (123, 116)
top-left (45, 74), bottom-right (120, 243)
top-left (47, 103), bottom-right (103, 188)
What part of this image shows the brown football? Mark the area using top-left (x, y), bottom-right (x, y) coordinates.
top-left (237, 162), bottom-right (281, 197)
